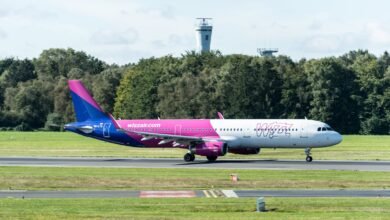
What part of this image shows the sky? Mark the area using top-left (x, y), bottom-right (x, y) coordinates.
top-left (1, 0), bottom-right (390, 64)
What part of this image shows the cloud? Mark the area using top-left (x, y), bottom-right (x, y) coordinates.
top-left (168, 34), bottom-right (192, 46)
top-left (11, 5), bottom-right (57, 20)
top-left (308, 21), bottom-right (323, 31)
top-left (0, 29), bottom-right (7, 39)
top-left (302, 31), bottom-right (369, 54)
top-left (151, 40), bottom-right (166, 49)
top-left (0, 9), bottom-right (8, 18)
top-left (136, 5), bottom-right (175, 19)
top-left (303, 35), bottom-right (341, 52)
top-left (90, 46), bottom-right (152, 65)
top-left (151, 34), bottom-right (193, 50)
top-left (90, 28), bottom-right (138, 45)
top-left (366, 23), bottom-right (390, 45)
top-left (270, 22), bottom-right (288, 30)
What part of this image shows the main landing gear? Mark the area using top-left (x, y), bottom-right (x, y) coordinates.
top-left (305, 147), bottom-right (313, 162)
top-left (183, 153), bottom-right (218, 162)
top-left (184, 153), bottom-right (195, 162)
top-left (206, 156), bottom-right (218, 162)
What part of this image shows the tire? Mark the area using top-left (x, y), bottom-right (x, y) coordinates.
top-left (184, 153), bottom-right (195, 162)
top-left (206, 156), bottom-right (218, 162)
top-left (306, 156), bottom-right (313, 162)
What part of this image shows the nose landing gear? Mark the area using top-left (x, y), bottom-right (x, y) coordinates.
top-left (305, 147), bottom-right (313, 162)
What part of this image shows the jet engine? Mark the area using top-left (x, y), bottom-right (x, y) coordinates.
top-left (191, 142), bottom-right (227, 157)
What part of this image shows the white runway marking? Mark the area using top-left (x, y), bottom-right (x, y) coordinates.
top-left (222, 190), bottom-right (238, 198)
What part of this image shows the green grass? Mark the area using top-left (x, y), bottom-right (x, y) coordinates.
top-left (1, 133), bottom-right (389, 219)
top-left (1, 166), bottom-right (389, 190)
top-left (0, 198), bottom-right (389, 219)
top-left (0, 132), bottom-right (390, 160)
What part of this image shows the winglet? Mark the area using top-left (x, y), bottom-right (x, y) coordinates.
top-left (217, 112), bottom-right (224, 119)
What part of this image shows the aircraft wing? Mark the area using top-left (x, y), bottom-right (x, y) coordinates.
top-left (118, 129), bottom-right (222, 146)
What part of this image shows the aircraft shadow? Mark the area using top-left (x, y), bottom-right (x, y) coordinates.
top-left (176, 159), bottom-right (278, 166)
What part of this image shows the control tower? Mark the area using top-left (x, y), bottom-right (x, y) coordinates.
top-left (195, 18), bottom-right (212, 52)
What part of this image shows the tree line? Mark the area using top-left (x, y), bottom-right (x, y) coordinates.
top-left (0, 48), bottom-right (389, 134)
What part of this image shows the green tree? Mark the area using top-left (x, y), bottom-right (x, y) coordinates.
top-left (0, 59), bottom-right (36, 87)
top-left (3, 81), bottom-right (53, 129)
top-left (156, 53), bottom-right (224, 119)
top-left (92, 68), bottom-right (124, 113)
top-left (350, 52), bottom-right (388, 134)
top-left (44, 113), bottom-right (64, 131)
top-left (52, 77), bottom-right (75, 123)
top-left (215, 55), bottom-right (283, 119)
top-left (305, 58), bottom-right (360, 133)
top-left (0, 58), bottom-right (15, 76)
top-left (277, 56), bottom-right (310, 119)
top-left (34, 48), bottom-right (106, 80)
top-left (114, 56), bottom-right (180, 119)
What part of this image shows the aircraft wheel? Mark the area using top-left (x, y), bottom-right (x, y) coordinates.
top-left (306, 156), bottom-right (313, 162)
top-left (184, 153), bottom-right (195, 162)
top-left (206, 156), bottom-right (218, 162)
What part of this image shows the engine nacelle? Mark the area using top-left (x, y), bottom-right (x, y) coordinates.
top-left (228, 148), bottom-right (260, 155)
top-left (191, 142), bottom-right (227, 157)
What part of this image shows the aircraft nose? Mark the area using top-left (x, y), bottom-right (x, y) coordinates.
top-left (332, 132), bottom-right (343, 145)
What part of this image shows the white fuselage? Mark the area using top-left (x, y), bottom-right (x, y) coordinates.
top-left (210, 119), bottom-right (342, 149)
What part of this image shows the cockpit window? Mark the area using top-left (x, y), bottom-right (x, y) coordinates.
top-left (326, 127), bottom-right (334, 131)
top-left (321, 127), bottom-right (326, 131)
top-left (317, 127), bottom-right (321, 131)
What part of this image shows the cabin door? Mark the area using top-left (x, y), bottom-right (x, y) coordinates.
top-left (174, 124), bottom-right (182, 136)
top-left (300, 127), bottom-right (308, 138)
top-left (103, 123), bottom-right (111, 138)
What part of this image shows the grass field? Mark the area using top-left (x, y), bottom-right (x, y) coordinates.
top-left (1, 166), bottom-right (389, 190)
top-left (0, 132), bottom-right (389, 160)
top-left (1, 132), bottom-right (390, 219)
top-left (0, 198), bottom-right (389, 219)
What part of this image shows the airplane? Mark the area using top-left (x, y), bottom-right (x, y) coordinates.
top-left (64, 80), bottom-right (342, 162)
